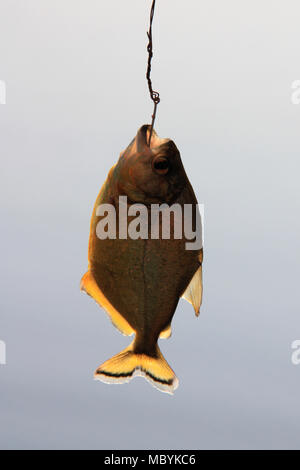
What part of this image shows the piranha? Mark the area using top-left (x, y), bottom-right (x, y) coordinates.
top-left (80, 125), bottom-right (203, 394)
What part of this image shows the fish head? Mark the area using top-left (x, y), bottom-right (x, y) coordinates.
top-left (115, 125), bottom-right (187, 204)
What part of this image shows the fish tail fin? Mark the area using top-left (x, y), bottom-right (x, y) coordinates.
top-left (94, 340), bottom-right (178, 394)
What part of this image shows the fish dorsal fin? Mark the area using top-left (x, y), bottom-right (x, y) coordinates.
top-left (181, 259), bottom-right (203, 317)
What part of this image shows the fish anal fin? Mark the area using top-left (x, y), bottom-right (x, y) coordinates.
top-left (80, 271), bottom-right (134, 336)
top-left (159, 324), bottom-right (172, 339)
top-left (181, 263), bottom-right (203, 316)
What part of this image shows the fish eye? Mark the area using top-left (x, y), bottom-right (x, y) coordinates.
top-left (152, 156), bottom-right (170, 175)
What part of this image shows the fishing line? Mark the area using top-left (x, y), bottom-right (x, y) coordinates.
top-left (146, 0), bottom-right (160, 146)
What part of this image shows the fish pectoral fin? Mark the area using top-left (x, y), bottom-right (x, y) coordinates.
top-left (159, 324), bottom-right (172, 339)
top-left (80, 271), bottom-right (134, 336)
top-left (181, 263), bottom-right (203, 316)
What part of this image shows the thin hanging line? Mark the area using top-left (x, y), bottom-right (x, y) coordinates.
top-left (146, 0), bottom-right (160, 146)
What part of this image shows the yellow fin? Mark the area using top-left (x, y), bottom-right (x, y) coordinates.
top-left (159, 324), bottom-right (172, 339)
top-left (181, 264), bottom-right (203, 316)
top-left (94, 340), bottom-right (178, 394)
top-left (80, 271), bottom-right (134, 336)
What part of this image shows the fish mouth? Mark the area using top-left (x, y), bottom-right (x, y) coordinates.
top-left (152, 155), bottom-right (170, 175)
top-left (136, 124), bottom-right (169, 151)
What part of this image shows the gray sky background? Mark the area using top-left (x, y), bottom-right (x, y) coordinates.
top-left (0, 0), bottom-right (300, 449)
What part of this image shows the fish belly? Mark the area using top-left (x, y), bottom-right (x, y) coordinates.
top-left (88, 181), bottom-right (200, 352)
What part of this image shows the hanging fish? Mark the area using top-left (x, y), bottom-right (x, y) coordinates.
top-left (80, 125), bottom-right (203, 394)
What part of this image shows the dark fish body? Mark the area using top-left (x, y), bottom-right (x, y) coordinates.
top-left (81, 125), bottom-right (203, 393)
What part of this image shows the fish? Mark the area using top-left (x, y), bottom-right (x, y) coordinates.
top-left (80, 124), bottom-right (203, 394)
